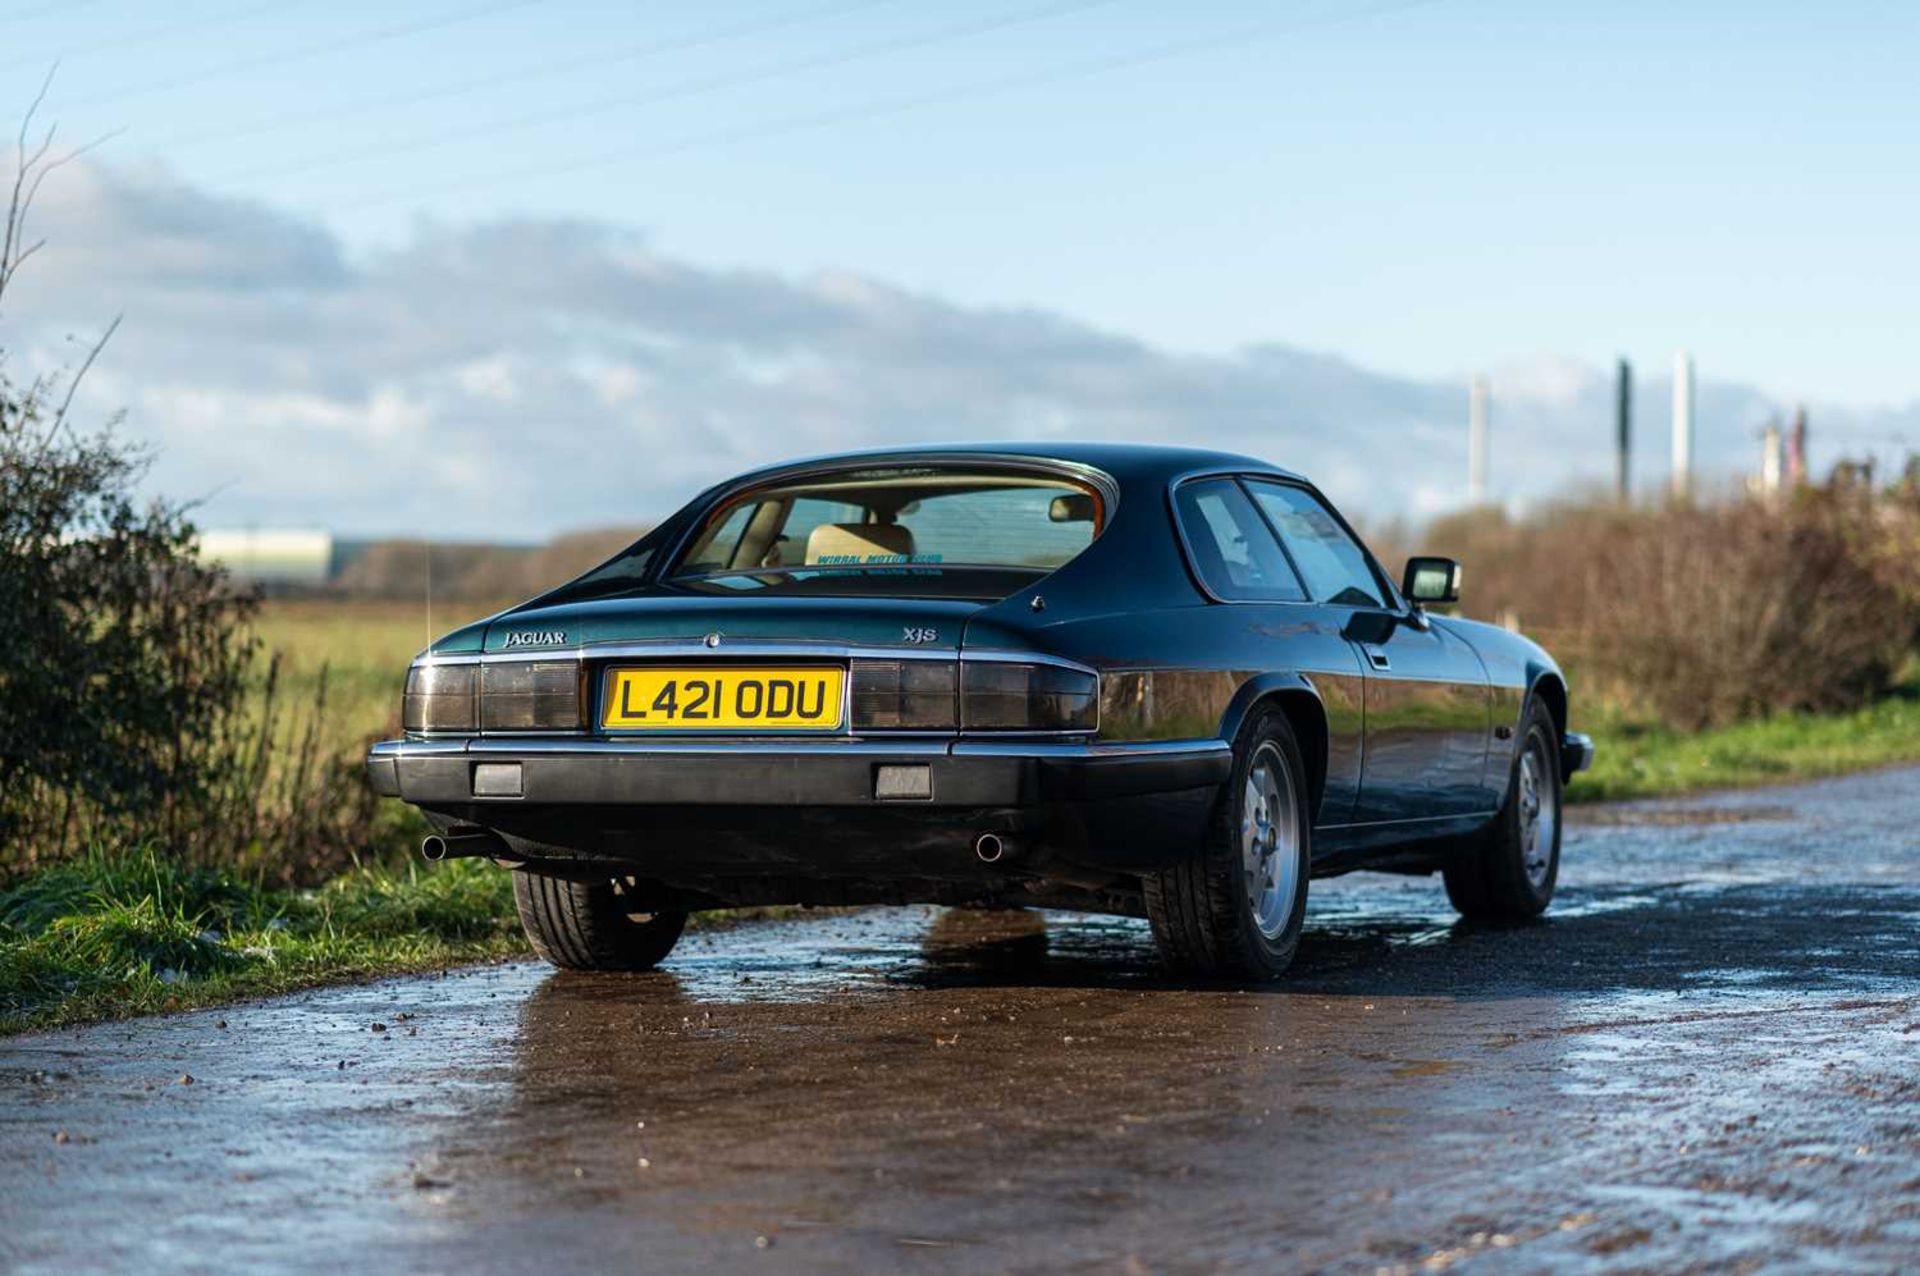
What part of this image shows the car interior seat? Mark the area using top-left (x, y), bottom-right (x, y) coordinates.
top-left (805, 522), bottom-right (917, 565)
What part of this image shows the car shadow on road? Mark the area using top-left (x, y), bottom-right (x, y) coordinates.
top-left (887, 881), bottom-right (1920, 1000)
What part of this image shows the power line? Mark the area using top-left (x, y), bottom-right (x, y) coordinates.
top-left (332, 0), bottom-right (1442, 212)
top-left (1, 0), bottom-right (300, 74)
top-left (159, 0), bottom-right (899, 151)
top-left (218, 0), bottom-right (1123, 185)
top-left (61, 0), bottom-right (545, 110)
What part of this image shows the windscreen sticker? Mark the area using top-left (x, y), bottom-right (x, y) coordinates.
top-left (814, 552), bottom-right (946, 565)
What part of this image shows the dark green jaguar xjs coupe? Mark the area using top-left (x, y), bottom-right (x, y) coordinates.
top-left (369, 443), bottom-right (1592, 980)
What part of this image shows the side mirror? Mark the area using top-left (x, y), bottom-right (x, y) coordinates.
top-left (1402, 556), bottom-right (1461, 605)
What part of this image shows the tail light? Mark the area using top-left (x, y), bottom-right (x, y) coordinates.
top-left (409, 655), bottom-right (1096, 736)
top-left (851, 660), bottom-right (958, 730)
top-left (962, 661), bottom-right (1098, 732)
top-left (404, 659), bottom-right (583, 733)
top-left (403, 663), bottom-right (478, 732)
top-left (481, 661), bottom-right (583, 731)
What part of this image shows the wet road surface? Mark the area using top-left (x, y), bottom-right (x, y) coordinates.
top-left (5, 767), bottom-right (1918, 1273)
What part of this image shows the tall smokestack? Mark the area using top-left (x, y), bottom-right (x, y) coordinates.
top-left (1615, 358), bottom-right (1632, 502)
top-left (1787, 404), bottom-right (1808, 486)
top-left (1761, 419), bottom-right (1783, 496)
top-left (1670, 350), bottom-right (1695, 500)
top-left (1468, 375), bottom-right (1490, 506)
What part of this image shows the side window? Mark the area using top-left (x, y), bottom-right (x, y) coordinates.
top-left (1245, 481), bottom-right (1387, 609)
top-left (679, 501), bottom-right (759, 573)
top-left (1173, 479), bottom-right (1305, 602)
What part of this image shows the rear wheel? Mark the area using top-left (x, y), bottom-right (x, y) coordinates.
top-left (1443, 698), bottom-right (1561, 921)
top-left (1144, 706), bottom-right (1311, 980)
top-left (512, 871), bottom-right (688, 971)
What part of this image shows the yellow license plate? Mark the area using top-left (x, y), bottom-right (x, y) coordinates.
top-left (601, 667), bottom-right (844, 731)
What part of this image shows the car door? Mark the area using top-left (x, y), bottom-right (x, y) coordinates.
top-left (1169, 477), bottom-right (1366, 828)
top-left (1243, 479), bottom-right (1491, 825)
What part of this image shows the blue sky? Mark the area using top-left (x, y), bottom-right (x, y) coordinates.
top-left (14, 0), bottom-right (1916, 406)
top-left (3, 2), bottom-right (1916, 535)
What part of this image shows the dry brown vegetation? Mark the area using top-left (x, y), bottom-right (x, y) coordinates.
top-left (1392, 467), bottom-right (1920, 730)
top-left (0, 397), bottom-right (398, 882)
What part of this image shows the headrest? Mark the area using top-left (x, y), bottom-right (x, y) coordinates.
top-left (805, 522), bottom-right (916, 565)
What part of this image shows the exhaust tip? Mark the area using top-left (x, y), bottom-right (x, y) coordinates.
top-left (419, 828), bottom-right (519, 863)
top-left (974, 832), bottom-right (1007, 864)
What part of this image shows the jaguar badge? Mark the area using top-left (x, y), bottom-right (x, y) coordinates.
top-left (502, 630), bottom-right (567, 649)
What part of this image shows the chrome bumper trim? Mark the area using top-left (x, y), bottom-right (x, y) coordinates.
top-left (1561, 731), bottom-right (1596, 777)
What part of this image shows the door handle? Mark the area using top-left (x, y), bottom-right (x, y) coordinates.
top-left (1365, 647), bottom-right (1391, 671)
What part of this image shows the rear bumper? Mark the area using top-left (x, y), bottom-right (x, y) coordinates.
top-left (365, 736), bottom-right (1231, 808)
top-left (1561, 731), bottom-right (1596, 778)
top-left (366, 735), bottom-right (1230, 883)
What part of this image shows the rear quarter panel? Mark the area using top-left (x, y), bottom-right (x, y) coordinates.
top-left (1432, 615), bottom-right (1568, 778)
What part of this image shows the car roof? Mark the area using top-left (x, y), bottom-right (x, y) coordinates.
top-left (723, 441), bottom-right (1305, 489)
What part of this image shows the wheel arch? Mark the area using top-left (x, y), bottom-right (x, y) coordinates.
top-left (1529, 669), bottom-right (1567, 736)
top-left (1528, 668), bottom-right (1572, 780)
top-left (1219, 673), bottom-right (1329, 824)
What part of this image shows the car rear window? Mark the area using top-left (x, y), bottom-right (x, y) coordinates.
top-left (666, 465), bottom-right (1106, 598)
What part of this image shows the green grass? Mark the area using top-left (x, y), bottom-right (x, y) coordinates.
top-left (249, 599), bottom-right (505, 759)
top-left (1569, 687), bottom-right (1920, 803)
top-left (0, 849), bottom-right (529, 1035)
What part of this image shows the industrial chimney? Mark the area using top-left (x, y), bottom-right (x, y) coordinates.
top-left (1760, 419), bottom-right (1784, 496)
top-left (1787, 405), bottom-right (1808, 487)
top-left (1615, 358), bottom-right (1632, 502)
top-left (1670, 350), bottom-right (1695, 500)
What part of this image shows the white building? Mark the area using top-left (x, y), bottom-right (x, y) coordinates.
top-left (196, 528), bottom-right (334, 587)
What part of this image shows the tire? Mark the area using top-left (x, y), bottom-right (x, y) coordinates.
top-left (511, 870), bottom-right (689, 972)
top-left (1144, 705), bottom-right (1311, 980)
top-left (1444, 697), bottom-right (1561, 921)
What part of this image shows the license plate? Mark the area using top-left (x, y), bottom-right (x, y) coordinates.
top-left (601, 667), bottom-right (844, 731)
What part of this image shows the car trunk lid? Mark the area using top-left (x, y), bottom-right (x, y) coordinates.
top-left (483, 594), bottom-right (979, 654)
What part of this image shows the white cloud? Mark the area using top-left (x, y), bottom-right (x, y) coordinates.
top-left (4, 157), bottom-right (1913, 539)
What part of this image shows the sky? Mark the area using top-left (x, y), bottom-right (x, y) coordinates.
top-left (2, 0), bottom-right (1916, 537)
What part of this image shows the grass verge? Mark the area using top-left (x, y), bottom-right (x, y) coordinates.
top-left (0, 851), bottom-right (528, 1035)
top-left (1569, 687), bottom-right (1920, 803)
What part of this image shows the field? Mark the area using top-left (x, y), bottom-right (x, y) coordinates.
top-left (248, 598), bottom-right (511, 760)
top-left (251, 599), bottom-right (1920, 807)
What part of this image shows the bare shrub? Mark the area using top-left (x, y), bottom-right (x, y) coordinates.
top-left (0, 384), bottom-right (399, 879)
top-left (0, 361), bottom-right (250, 854)
top-left (1418, 484), bottom-right (1920, 730)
